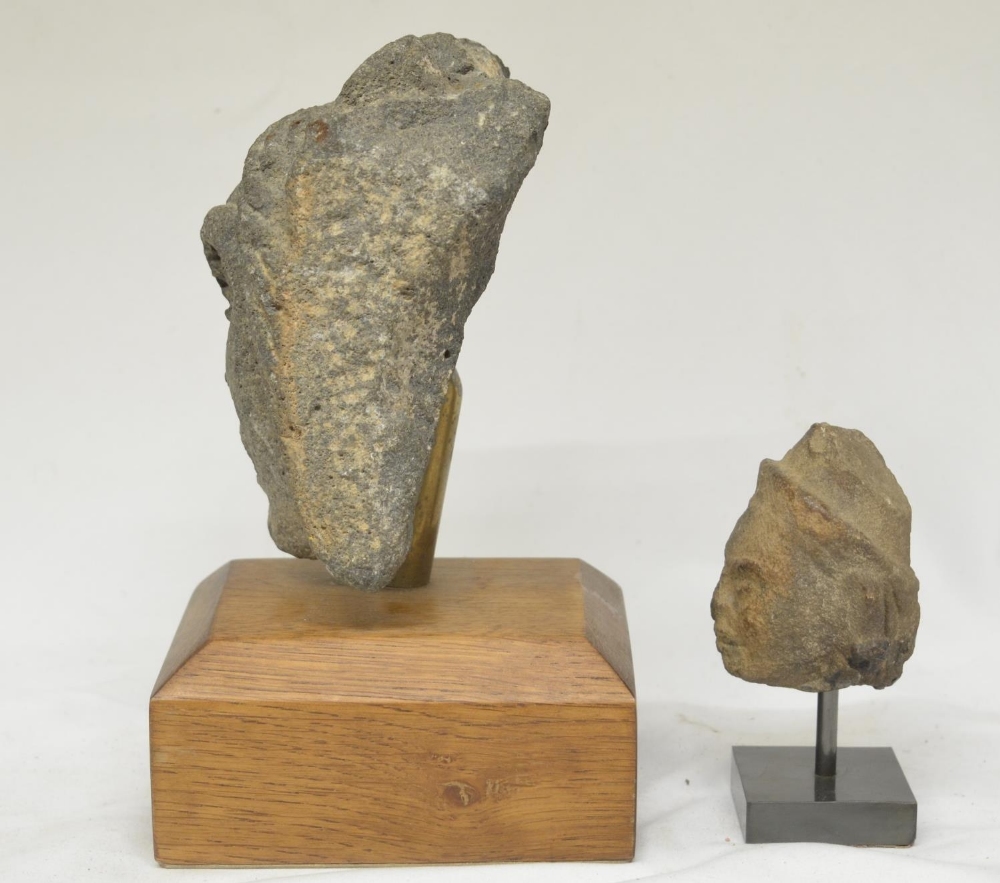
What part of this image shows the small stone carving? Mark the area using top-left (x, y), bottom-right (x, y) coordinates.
top-left (202, 34), bottom-right (549, 590)
top-left (711, 423), bottom-right (920, 691)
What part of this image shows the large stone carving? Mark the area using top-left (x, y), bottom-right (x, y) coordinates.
top-left (201, 34), bottom-right (549, 589)
top-left (711, 423), bottom-right (920, 691)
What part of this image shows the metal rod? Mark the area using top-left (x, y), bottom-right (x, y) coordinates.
top-left (815, 689), bottom-right (839, 777)
top-left (386, 373), bottom-right (462, 588)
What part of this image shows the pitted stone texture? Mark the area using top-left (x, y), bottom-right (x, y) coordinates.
top-left (202, 34), bottom-right (549, 590)
top-left (711, 424), bottom-right (920, 691)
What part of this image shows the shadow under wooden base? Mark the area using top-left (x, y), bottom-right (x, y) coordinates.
top-left (150, 558), bottom-right (636, 866)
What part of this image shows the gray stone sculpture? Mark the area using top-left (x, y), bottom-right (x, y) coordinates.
top-left (202, 34), bottom-right (549, 590)
top-left (711, 423), bottom-right (920, 691)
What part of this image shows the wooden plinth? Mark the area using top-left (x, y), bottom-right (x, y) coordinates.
top-left (149, 558), bottom-right (636, 866)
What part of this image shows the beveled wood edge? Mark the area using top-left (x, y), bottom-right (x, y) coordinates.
top-left (578, 559), bottom-right (638, 862)
top-left (150, 562), bottom-right (230, 697)
top-left (578, 560), bottom-right (636, 698)
top-left (150, 558), bottom-right (637, 701)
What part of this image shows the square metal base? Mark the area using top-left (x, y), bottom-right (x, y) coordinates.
top-left (731, 746), bottom-right (917, 846)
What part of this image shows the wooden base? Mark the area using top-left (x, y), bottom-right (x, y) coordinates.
top-left (149, 558), bottom-right (636, 866)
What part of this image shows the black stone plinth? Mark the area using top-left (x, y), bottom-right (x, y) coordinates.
top-left (731, 746), bottom-right (917, 846)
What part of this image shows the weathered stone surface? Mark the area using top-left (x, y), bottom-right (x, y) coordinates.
top-left (711, 423), bottom-right (920, 691)
top-left (202, 34), bottom-right (549, 590)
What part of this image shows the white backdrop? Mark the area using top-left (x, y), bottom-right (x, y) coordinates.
top-left (1, 1), bottom-right (998, 880)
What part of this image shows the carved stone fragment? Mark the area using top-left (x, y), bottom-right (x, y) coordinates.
top-left (201, 34), bottom-right (549, 589)
top-left (711, 423), bottom-right (920, 691)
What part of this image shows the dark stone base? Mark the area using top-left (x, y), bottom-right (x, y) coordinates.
top-left (731, 746), bottom-right (917, 846)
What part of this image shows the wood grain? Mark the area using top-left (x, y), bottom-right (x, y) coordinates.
top-left (150, 558), bottom-right (636, 866)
